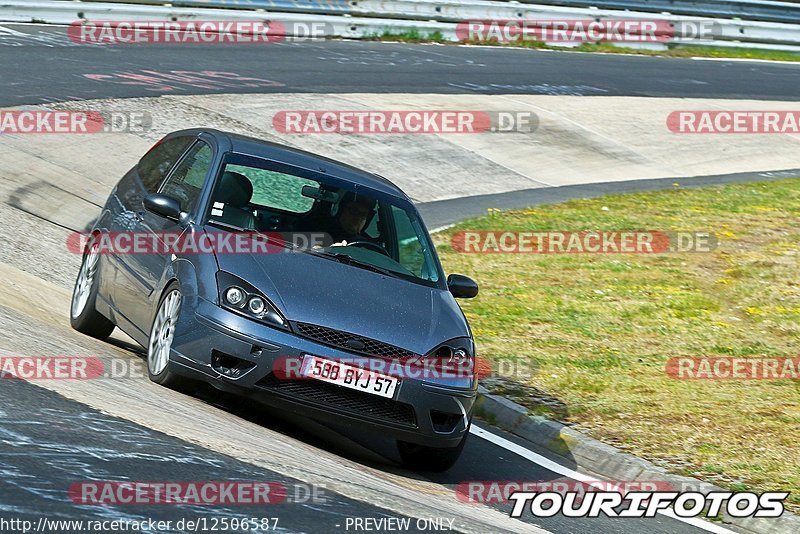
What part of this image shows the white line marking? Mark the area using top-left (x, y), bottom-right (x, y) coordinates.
top-left (689, 56), bottom-right (800, 65)
top-left (0, 25), bottom-right (28, 36)
top-left (471, 424), bottom-right (738, 534)
top-left (429, 223), bottom-right (455, 234)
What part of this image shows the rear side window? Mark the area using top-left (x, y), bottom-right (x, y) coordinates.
top-left (159, 141), bottom-right (213, 212)
top-left (138, 136), bottom-right (194, 193)
top-left (226, 164), bottom-right (317, 213)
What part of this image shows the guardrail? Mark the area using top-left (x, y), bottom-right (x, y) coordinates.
top-left (517, 1), bottom-right (800, 24)
top-left (5, 0), bottom-right (800, 52)
top-left (72, 0), bottom-right (800, 24)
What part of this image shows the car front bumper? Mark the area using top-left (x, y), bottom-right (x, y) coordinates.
top-left (169, 298), bottom-right (477, 448)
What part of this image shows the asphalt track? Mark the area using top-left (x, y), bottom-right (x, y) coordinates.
top-left (0, 24), bottom-right (799, 107)
top-left (0, 290), bottom-right (711, 533)
top-left (418, 168), bottom-right (800, 229)
top-left (0, 22), bottom-right (790, 534)
top-left (0, 378), bottom-right (410, 532)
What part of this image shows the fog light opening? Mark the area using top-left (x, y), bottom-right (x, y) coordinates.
top-left (211, 350), bottom-right (256, 378)
top-left (430, 409), bottom-right (461, 433)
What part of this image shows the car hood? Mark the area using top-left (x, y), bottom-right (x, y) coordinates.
top-left (215, 248), bottom-right (470, 355)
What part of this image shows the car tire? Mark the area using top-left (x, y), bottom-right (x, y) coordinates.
top-left (397, 425), bottom-right (470, 472)
top-left (70, 237), bottom-right (115, 339)
top-left (147, 282), bottom-right (190, 389)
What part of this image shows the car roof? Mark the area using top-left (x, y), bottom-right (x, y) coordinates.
top-left (170, 128), bottom-right (410, 201)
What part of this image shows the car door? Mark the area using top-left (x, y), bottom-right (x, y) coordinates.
top-left (124, 139), bottom-right (215, 333)
top-left (109, 135), bottom-right (196, 329)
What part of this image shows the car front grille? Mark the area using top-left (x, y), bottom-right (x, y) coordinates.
top-left (293, 322), bottom-right (418, 360)
top-left (256, 373), bottom-right (417, 427)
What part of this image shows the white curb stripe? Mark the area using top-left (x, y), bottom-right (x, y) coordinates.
top-left (471, 424), bottom-right (738, 534)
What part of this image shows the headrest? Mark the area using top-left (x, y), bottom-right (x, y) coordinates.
top-left (217, 171), bottom-right (253, 208)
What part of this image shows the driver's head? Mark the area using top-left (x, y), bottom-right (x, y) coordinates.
top-left (337, 192), bottom-right (376, 236)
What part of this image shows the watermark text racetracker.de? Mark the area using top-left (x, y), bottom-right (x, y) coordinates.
top-left (459, 479), bottom-right (673, 504)
top-left (0, 110), bottom-right (152, 134)
top-left (456, 19), bottom-right (719, 43)
top-left (272, 110), bottom-right (538, 134)
top-left (0, 354), bottom-right (540, 382)
top-left (272, 353), bottom-right (538, 383)
top-left (451, 230), bottom-right (718, 254)
top-left (667, 357), bottom-right (800, 380)
top-left (68, 20), bottom-right (331, 44)
top-left (66, 231), bottom-right (332, 255)
top-left (68, 481), bottom-right (326, 505)
top-left (0, 356), bottom-right (144, 380)
top-left (668, 110), bottom-right (800, 134)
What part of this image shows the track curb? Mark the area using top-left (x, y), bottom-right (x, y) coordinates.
top-left (475, 385), bottom-right (800, 534)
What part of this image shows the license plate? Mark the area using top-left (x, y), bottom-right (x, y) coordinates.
top-left (300, 355), bottom-right (398, 399)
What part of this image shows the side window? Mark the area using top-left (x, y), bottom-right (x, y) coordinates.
top-left (159, 141), bottom-right (213, 212)
top-left (363, 206), bottom-right (381, 239)
top-left (391, 205), bottom-right (432, 280)
top-left (227, 164), bottom-right (317, 213)
top-left (138, 136), bottom-right (195, 193)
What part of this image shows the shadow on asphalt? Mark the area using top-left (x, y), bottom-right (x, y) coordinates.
top-left (107, 333), bottom-right (577, 492)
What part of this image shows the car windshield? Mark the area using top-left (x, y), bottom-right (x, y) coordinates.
top-left (206, 155), bottom-right (442, 285)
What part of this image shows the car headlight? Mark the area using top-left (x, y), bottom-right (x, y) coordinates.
top-left (216, 271), bottom-right (289, 330)
top-left (430, 339), bottom-right (473, 363)
top-left (422, 337), bottom-right (476, 387)
top-left (225, 287), bottom-right (245, 306)
top-left (248, 296), bottom-right (266, 315)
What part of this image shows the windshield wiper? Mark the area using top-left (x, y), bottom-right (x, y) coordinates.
top-left (310, 250), bottom-right (400, 279)
top-left (208, 220), bottom-right (246, 232)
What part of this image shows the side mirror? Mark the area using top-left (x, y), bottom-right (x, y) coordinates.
top-left (143, 193), bottom-right (182, 221)
top-left (447, 274), bottom-right (479, 299)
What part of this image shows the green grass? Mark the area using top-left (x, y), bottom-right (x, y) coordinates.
top-left (435, 179), bottom-right (800, 511)
top-left (369, 29), bottom-right (445, 43)
top-left (366, 30), bottom-right (800, 62)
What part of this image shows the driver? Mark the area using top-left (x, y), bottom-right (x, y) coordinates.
top-left (329, 191), bottom-right (377, 245)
